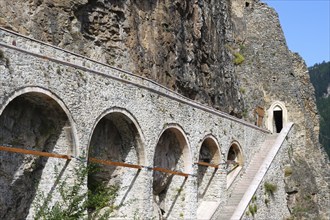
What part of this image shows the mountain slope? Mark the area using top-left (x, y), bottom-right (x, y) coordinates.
top-left (309, 61), bottom-right (330, 156)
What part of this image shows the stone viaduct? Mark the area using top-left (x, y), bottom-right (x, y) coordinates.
top-left (0, 27), bottom-right (293, 219)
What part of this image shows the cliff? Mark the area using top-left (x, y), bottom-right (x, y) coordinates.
top-left (0, 0), bottom-right (243, 115)
top-left (230, 1), bottom-right (329, 218)
top-left (0, 0), bottom-right (329, 219)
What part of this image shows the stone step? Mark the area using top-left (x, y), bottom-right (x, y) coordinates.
top-left (215, 134), bottom-right (279, 220)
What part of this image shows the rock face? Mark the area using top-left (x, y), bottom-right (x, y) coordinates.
top-left (0, 0), bottom-right (329, 219)
top-left (0, 0), bottom-right (243, 115)
top-left (229, 0), bottom-right (329, 218)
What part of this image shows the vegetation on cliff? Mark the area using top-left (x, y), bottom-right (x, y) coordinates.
top-left (309, 61), bottom-right (330, 156)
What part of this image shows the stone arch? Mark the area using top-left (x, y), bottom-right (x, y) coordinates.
top-left (197, 135), bottom-right (222, 202)
top-left (0, 87), bottom-right (76, 219)
top-left (226, 141), bottom-right (244, 188)
top-left (152, 124), bottom-right (192, 219)
top-left (87, 107), bottom-right (146, 217)
top-left (266, 101), bottom-right (288, 133)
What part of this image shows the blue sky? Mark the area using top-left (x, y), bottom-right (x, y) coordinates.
top-left (263, 0), bottom-right (330, 67)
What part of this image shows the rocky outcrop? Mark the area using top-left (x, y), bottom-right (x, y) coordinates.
top-left (0, 0), bottom-right (243, 115)
top-left (229, 0), bottom-right (329, 218)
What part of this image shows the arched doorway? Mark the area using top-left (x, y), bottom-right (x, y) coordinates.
top-left (152, 125), bottom-right (192, 219)
top-left (0, 91), bottom-right (75, 219)
top-left (273, 106), bottom-right (283, 133)
top-left (197, 136), bottom-right (222, 203)
top-left (87, 110), bottom-right (145, 218)
top-left (226, 142), bottom-right (244, 188)
top-left (266, 101), bottom-right (288, 133)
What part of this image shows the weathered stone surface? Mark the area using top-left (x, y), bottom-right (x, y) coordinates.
top-left (0, 35), bottom-right (267, 219)
top-left (0, 0), bottom-right (243, 115)
top-left (230, 0), bottom-right (329, 218)
top-left (0, 0), bottom-right (329, 219)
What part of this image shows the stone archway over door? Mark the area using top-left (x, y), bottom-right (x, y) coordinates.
top-left (273, 106), bottom-right (283, 133)
top-left (266, 101), bottom-right (288, 133)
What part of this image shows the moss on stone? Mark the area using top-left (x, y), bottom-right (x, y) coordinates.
top-left (233, 53), bottom-right (245, 65)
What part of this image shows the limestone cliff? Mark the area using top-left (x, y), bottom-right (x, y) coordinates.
top-left (0, 0), bottom-right (243, 115)
top-left (230, 0), bottom-right (329, 218)
top-left (0, 0), bottom-right (329, 219)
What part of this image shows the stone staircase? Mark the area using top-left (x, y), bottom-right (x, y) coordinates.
top-left (214, 134), bottom-right (278, 220)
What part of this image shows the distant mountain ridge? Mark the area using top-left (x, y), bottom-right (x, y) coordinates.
top-left (309, 61), bottom-right (330, 156)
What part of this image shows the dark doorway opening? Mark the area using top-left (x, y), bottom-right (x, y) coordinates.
top-left (274, 110), bottom-right (283, 133)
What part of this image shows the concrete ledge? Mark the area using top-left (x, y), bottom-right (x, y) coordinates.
top-left (197, 201), bottom-right (220, 220)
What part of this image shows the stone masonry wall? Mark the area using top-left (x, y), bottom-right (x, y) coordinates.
top-left (242, 128), bottom-right (293, 220)
top-left (0, 29), bottom-right (267, 219)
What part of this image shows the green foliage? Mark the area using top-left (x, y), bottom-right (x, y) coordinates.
top-left (309, 61), bottom-right (330, 97)
top-left (34, 162), bottom-right (118, 220)
top-left (239, 87), bottom-right (246, 94)
top-left (233, 52), bottom-right (245, 65)
top-left (87, 184), bottom-right (118, 214)
top-left (248, 204), bottom-right (257, 217)
top-left (316, 96), bottom-right (330, 156)
top-left (242, 108), bottom-right (248, 118)
top-left (284, 166), bottom-right (293, 177)
top-left (309, 61), bottom-right (330, 157)
top-left (264, 182), bottom-right (277, 196)
top-left (264, 198), bottom-right (270, 206)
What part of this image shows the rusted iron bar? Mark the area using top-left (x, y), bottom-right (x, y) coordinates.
top-left (0, 146), bottom-right (71, 160)
top-left (88, 157), bottom-right (142, 170)
top-left (227, 164), bottom-right (240, 174)
top-left (195, 161), bottom-right (219, 168)
top-left (152, 167), bottom-right (189, 177)
top-left (88, 158), bottom-right (189, 177)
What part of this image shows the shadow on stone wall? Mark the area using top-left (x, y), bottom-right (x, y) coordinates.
top-left (153, 127), bottom-right (189, 218)
top-left (197, 137), bottom-right (221, 202)
top-left (88, 112), bottom-right (143, 216)
top-left (0, 93), bottom-right (70, 219)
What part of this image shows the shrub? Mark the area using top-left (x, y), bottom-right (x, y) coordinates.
top-left (34, 162), bottom-right (118, 220)
top-left (264, 182), bottom-right (277, 196)
top-left (248, 204), bottom-right (257, 217)
top-left (284, 166), bottom-right (293, 177)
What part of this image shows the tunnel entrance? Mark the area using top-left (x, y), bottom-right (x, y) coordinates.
top-left (0, 92), bottom-right (72, 219)
top-left (266, 101), bottom-right (288, 133)
top-left (273, 109), bottom-right (283, 133)
top-left (87, 111), bottom-right (143, 218)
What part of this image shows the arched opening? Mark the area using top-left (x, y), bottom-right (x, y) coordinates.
top-left (273, 106), bottom-right (283, 133)
top-left (153, 126), bottom-right (191, 219)
top-left (197, 136), bottom-right (221, 203)
top-left (87, 110), bottom-right (144, 218)
top-left (0, 92), bottom-right (73, 219)
top-left (266, 101), bottom-right (288, 133)
top-left (226, 142), bottom-right (243, 188)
